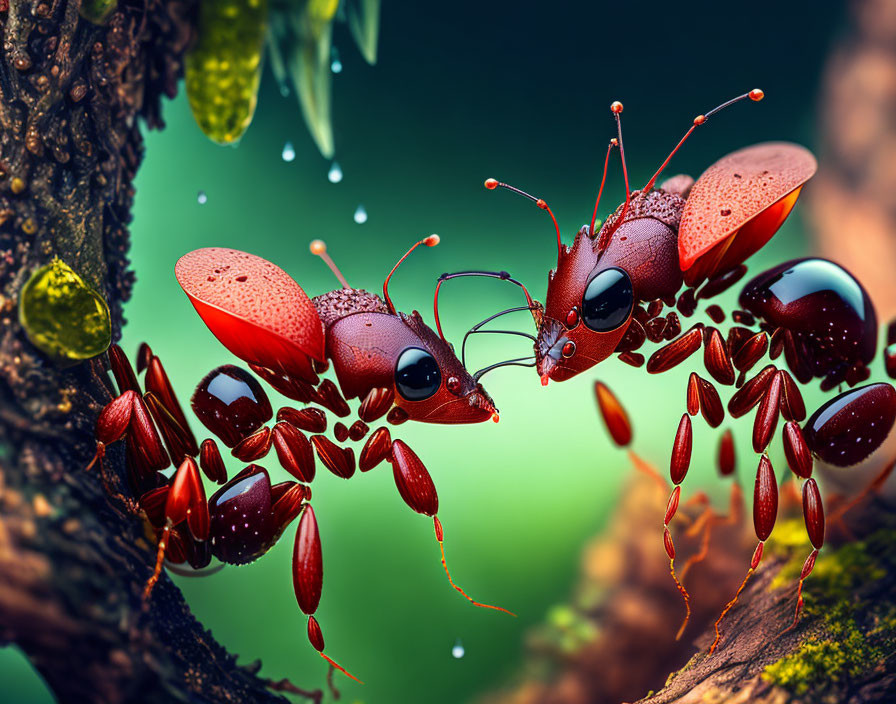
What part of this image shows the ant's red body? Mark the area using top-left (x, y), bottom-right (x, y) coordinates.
top-left (485, 89), bottom-right (896, 651)
top-left (87, 236), bottom-right (517, 683)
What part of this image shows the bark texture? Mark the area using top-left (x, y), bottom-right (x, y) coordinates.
top-left (477, 458), bottom-right (896, 704)
top-left (0, 2), bottom-right (312, 702)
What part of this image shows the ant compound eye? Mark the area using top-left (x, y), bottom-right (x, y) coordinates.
top-left (562, 341), bottom-right (576, 358)
top-left (395, 347), bottom-right (442, 402)
top-left (581, 267), bottom-right (634, 332)
top-left (446, 376), bottom-right (462, 394)
top-left (566, 308), bottom-right (579, 329)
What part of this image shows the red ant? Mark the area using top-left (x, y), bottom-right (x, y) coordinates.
top-left (484, 89), bottom-right (896, 652)
top-left (86, 236), bottom-right (531, 683)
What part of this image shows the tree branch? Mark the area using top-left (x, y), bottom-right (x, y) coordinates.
top-left (0, 2), bottom-right (315, 702)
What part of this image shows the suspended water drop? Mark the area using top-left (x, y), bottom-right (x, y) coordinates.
top-left (451, 639), bottom-right (465, 659)
top-left (281, 141), bottom-right (296, 162)
top-left (197, 190), bottom-right (207, 205)
top-left (327, 161), bottom-right (343, 183)
top-left (331, 46), bottom-right (343, 74)
top-left (353, 204), bottom-right (368, 224)
top-left (279, 84), bottom-right (290, 97)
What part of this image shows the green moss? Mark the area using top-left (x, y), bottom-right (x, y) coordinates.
top-left (761, 529), bottom-right (896, 697)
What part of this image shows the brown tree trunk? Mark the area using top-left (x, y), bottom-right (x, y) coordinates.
top-left (0, 3), bottom-right (316, 702)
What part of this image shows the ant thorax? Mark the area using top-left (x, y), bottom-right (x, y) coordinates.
top-left (312, 287), bottom-right (388, 328)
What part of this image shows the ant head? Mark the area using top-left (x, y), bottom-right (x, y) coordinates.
top-left (535, 228), bottom-right (634, 383)
top-left (313, 236), bottom-right (498, 424)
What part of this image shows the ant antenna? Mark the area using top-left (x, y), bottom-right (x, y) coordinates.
top-left (590, 137), bottom-right (618, 240)
top-left (608, 101), bottom-right (631, 238)
top-left (484, 179), bottom-right (563, 258)
top-left (643, 88), bottom-right (764, 193)
top-left (310, 240), bottom-right (350, 288)
top-left (383, 234), bottom-right (440, 314)
top-left (433, 270), bottom-right (535, 342)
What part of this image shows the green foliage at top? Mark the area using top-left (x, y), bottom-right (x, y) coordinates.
top-left (19, 258), bottom-right (111, 362)
top-left (186, 0), bottom-right (381, 155)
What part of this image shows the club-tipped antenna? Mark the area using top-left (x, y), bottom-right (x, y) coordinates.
top-left (642, 88), bottom-right (765, 194)
top-left (606, 101), bottom-right (631, 241)
top-left (590, 137), bottom-right (618, 241)
top-left (484, 179), bottom-right (562, 258)
top-left (309, 240), bottom-right (350, 288)
top-left (383, 235), bottom-right (440, 314)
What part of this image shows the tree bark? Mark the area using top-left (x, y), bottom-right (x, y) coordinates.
top-left (476, 460), bottom-right (896, 704)
top-left (0, 2), bottom-right (315, 702)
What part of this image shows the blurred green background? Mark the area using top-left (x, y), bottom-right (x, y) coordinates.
top-left (2, 2), bottom-right (855, 702)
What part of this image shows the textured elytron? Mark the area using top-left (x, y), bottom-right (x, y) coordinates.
top-left (175, 247), bottom-right (325, 361)
top-left (678, 142), bottom-right (817, 272)
top-left (185, 0), bottom-right (268, 144)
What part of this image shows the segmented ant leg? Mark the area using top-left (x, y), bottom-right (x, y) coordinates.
top-left (143, 521), bottom-right (172, 602)
top-left (594, 381), bottom-right (632, 447)
top-left (677, 509), bottom-right (717, 584)
top-left (665, 414), bottom-right (693, 639)
top-left (627, 450), bottom-right (667, 494)
top-left (87, 390), bottom-right (138, 471)
top-left (827, 455), bottom-right (896, 528)
top-left (144, 458), bottom-right (206, 601)
top-left (145, 355), bottom-right (198, 454)
top-left (710, 454), bottom-right (778, 654)
top-left (391, 440), bottom-right (514, 616)
top-left (434, 516), bottom-right (515, 616)
top-left (680, 433), bottom-right (743, 583)
top-left (293, 506), bottom-right (363, 683)
top-left (108, 344), bottom-right (140, 394)
top-left (784, 477), bottom-right (825, 633)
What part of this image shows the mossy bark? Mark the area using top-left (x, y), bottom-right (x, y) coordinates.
top-left (477, 462), bottom-right (896, 704)
top-left (0, 3), bottom-right (315, 702)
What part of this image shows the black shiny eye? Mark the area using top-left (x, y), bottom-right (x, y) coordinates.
top-left (581, 267), bottom-right (634, 332)
top-left (395, 347), bottom-right (442, 401)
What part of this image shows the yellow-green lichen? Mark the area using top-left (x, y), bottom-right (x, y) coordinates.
top-left (761, 530), bottom-right (896, 697)
top-left (762, 611), bottom-right (883, 696)
top-left (19, 258), bottom-right (111, 361)
top-left (769, 527), bottom-right (889, 608)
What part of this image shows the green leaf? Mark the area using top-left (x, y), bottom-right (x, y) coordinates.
top-left (345, 0), bottom-right (380, 64)
top-left (286, 6), bottom-right (335, 158)
top-left (19, 258), bottom-right (111, 362)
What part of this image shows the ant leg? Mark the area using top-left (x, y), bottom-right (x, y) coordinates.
top-left (784, 478), bottom-right (825, 633)
top-left (627, 450), bottom-right (668, 494)
top-left (710, 454), bottom-right (777, 654)
top-left (292, 505), bottom-right (363, 683)
top-left (827, 456), bottom-right (896, 528)
top-left (664, 414), bottom-right (693, 639)
top-left (144, 458), bottom-right (207, 601)
top-left (390, 439), bottom-right (514, 616)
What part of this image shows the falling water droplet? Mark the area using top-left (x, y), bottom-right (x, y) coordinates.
top-left (331, 46), bottom-right (343, 74)
top-left (353, 204), bottom-right (368, 224)
top-left (197, 190), bottom-right (207, 205)
top-left (451, 639), bottom-right (465, 659)
top-left (327, 161), bottom-right (343, 183)
top-left (281, 142), bottom-right (296, 162)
